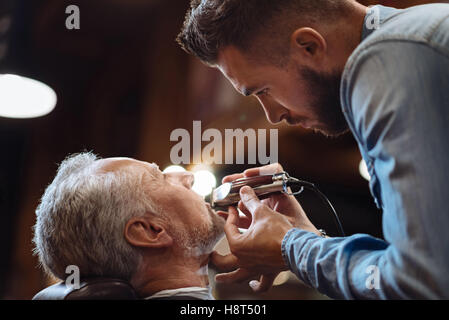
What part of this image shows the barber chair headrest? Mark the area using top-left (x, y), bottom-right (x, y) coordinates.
top-left (32, 278), bottom-right (139, 300)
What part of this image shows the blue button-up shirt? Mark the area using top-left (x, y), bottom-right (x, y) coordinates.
top-left (281, 4), bottom-right (449, 299)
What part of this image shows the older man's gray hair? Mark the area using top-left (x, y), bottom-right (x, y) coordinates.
top-left (33, 152), bottom-right (160, 281)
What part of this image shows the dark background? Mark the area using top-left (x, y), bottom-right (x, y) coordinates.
top-left (0, 0), bottom-right (442, 299)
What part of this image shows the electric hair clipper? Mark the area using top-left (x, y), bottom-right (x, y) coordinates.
top-left (210, 172), bottom-right (303, 209)
top-left (209, 171), bottom-right (346, 236)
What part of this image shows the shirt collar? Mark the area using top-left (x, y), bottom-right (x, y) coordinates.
top-left (362, 5), bottom-right (401, 41)
top-left (144, 286), bottom-right (215, 300)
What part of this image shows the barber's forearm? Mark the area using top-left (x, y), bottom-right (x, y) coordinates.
top-left (281, 228), bottom-right (419, 299)
top-left (283, 228), bottom-right (447, 299)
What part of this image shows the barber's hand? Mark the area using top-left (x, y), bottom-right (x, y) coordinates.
top-left (212, 164), bottom-right (320, 293)
top-left (218, 163), bottom-right (319, 234)
top-left (211, 189), bottom-right (292, 293)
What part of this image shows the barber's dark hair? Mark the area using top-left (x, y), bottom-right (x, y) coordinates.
top-left (177, 0), bottom-right (350, 65)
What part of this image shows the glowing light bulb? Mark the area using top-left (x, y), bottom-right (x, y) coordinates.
top-left (192, 170), bottom-right (217, 197)
top-left (0, 74), bottom-right (57, 119)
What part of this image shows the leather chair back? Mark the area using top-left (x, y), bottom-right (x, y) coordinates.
top-left (32, 278), bottom-right (138, 300)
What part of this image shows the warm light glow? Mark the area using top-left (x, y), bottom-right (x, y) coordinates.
top-left (0, 74), bottom-right (57, 119)
top-left (162, 165), bottom-right (186, 173)
top-left (189, 164), bottom-right (213, 173)
top-left (164, 164), bottom-right (216, 196)
top-left (359, 159), bottom-right (371, 181)
top-left (192, 170), bottom-right (217, 197)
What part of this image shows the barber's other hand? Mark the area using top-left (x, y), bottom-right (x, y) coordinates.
top-left (211, 186), bottom-right (318, 293)
top-left (211, 191), bottom-right (290, 293)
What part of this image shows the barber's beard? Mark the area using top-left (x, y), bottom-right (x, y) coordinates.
top-left (298, 67), bottom-right (349, 137)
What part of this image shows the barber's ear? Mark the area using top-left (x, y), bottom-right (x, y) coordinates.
top-left (124, 217), bottom-right (173, 249)
top-left (290, 27), bottom-right (327, 61)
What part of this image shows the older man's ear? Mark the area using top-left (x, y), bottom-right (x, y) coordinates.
top-left (124, 216), bottom-right (173, 249)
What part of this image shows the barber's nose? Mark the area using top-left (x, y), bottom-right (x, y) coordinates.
top-left (258, 97), bottom-right (285, 124)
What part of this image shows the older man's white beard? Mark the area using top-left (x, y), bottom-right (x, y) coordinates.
top-left (171, 207), bottom-right (225, 257)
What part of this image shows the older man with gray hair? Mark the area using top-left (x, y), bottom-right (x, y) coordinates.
top-left (32, 152), bottom-right (225, 300)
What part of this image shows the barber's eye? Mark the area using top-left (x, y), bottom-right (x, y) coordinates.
top-left (256, 88), bottom-right (269, 96)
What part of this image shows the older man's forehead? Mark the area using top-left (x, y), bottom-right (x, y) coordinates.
top-left (95, 157), bottom-right (160, 175)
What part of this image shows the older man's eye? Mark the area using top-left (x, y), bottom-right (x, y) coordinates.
top-left (256, 88), bottom-right (269, 97)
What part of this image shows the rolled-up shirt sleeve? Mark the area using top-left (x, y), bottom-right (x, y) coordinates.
top-left (282, 229), bottom-right (389, 299)
top-left (282, 40), bottom-right (449, 299)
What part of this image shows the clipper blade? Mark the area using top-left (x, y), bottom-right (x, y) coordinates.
top-left (210, 182), bottom-right (232, 208)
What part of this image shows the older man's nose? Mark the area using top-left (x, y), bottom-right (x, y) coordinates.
top-left (183, 172), bottom-right (195, 189)
top-left (174, 171), bottom-right (194, 189)
top-left (166, 171), bottom-right (194, 189)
